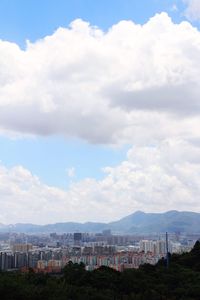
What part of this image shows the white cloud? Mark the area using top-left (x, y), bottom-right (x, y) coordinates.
top-left (1, 138), bottom-right (200, 224)
top-left (1, 14), bottom-right (200, 223)
top-left (183, 0), bottom-right (200, 21)
top-left (66, 167), bottom-right (76, 178)
top-left (0, 14), bottom-right (200, 144)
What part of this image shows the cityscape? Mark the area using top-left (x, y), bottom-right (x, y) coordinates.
top-left (1, 0), bottom-right (200, 299)
top-left (0, 229), bottom-right (197, 273)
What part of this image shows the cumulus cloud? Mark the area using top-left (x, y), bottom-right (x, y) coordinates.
top-left (1, 139), bottom-right (200, 224)
top-left (0, 14), bottom-right (200, 144)
top-left (1, 14), bottom-right (200, 223)
top-left (183, 0), bottom-right (200, 21)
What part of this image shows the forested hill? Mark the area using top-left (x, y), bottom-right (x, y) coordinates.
top-left (2, 210), bottom-right (200, 234)
top-left (1, 241), bottom-right (200, 299)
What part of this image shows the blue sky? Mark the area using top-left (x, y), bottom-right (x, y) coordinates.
top-left (1, 0), bottom-right (200, 223)
top-left (0, 0), bottom-right (188, 47)
top-left (0, 136), bottom-right (129, 188)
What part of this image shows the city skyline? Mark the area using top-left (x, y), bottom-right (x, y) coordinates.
top-left (1, 0), bottom-right (200, 224)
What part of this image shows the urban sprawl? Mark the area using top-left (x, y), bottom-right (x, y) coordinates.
top-left (0, 230), bottom-right (197, 273)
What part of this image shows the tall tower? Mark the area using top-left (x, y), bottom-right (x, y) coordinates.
top-left (166, 232), bottom-right (169, 268)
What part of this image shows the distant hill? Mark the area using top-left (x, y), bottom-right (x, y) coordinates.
top-left (1, 210), bottom-right (200, 234)
top-left (109, 210), bottom-right (200, 234)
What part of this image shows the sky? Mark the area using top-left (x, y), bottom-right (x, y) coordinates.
top-left (1, 0), bottom-right (200, 224)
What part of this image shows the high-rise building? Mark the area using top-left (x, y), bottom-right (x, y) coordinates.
top-left (73, 233), bottom-right (82, 245)
top-left (12, 244), bottom-right (32, 252)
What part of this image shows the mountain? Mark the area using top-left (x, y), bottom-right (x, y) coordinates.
top-left (1, 210), bottom-right (200, 234)
top-left (0, 222), bottom-right (107, 234)
top-left (109, 210), bottom-right (200, 234)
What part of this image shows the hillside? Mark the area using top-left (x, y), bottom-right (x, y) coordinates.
top-left (1, 210), bottom-right (200, 234)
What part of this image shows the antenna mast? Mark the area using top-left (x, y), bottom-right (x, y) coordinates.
top-left (166, 232), bottom-right (169, 268)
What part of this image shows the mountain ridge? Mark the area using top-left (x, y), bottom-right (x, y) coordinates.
top-left (1, 210), bottom-right (200, 234)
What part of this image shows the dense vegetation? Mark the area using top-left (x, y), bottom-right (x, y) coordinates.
top-left (1, 241), bottom-right (200, 299)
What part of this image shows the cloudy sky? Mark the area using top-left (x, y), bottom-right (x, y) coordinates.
top-left (1, 0), bottom-right (200, 224)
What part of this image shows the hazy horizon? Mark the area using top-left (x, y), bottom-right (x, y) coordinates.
top-left (0, 209), bottom-right (199, 226)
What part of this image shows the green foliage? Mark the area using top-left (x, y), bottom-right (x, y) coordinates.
top-left (1, 242), bottom-right (200, 299)
top-left (63, 261), bottom-right (87, 285)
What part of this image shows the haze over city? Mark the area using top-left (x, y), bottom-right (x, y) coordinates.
top-left (1, 0), bottom-right (200, 225)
